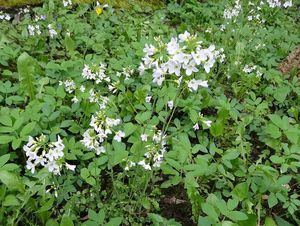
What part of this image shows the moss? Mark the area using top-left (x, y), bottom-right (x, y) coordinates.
top-left (0, 0), bottom-right (42, 8)
top-left (0, 0), bottom-right (164, 9)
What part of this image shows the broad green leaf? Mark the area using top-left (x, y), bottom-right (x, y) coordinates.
top-left (135, 111), bottom-right (151, 124)
top-left (80, 168), bottom-right (90, 179)
top-left (201, 203), bottom-right (218, 220)
top-left (232, 182), bottom-right (248, 201)
top-left (20, 122), bottom-right (36, 137)
top-left (105, 217), bottom-right (123, 226)
top-left (0, 154), bottom-right (10, 168)
top-left (0, 115), bottom-right (12, 127)
top-left (268, 193), bottom-right (278, 208)
top-left (123, 123), bottom-right (137, 137)
top-left (226, 211), bottom-right (248, 221)
top-left (3, 194), bottom-right (20, 206)
top-left (270, 155), bottom-right (284, 164)
top-left (264, 217), bottom-right (277, 226)
top-left (274, 86), bottom-right (290, 103)
top-left (17, 52), bottom-right (40, 100)
top-left (265, 124), bottom-right (281, 139)
top-left (60, 215), bottom-right (74, 226)
top-left (0, 135), bottom-right (13, 144)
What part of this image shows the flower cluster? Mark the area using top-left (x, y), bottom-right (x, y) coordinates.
top-left (266, 0), bottom-right (292, 8)
top-left (193, 112), bottom-right (213, 130)
top-left (82, 63), bottom-right (110, 84)
top-left (23, 135), bottom-right (74, 175)
top-left (81, 111), bottom-right (124, 155)
top-left (59, 79), bottom-right (76, 93)
top-left (0, 11), bottom-right (11, 21)
top-left (139, 31), bottom-right (224, 91)
top-left (126, 130), bottom-right (167, 171)
top-left (223, 0), bottom-right (241, 20)
top-left (48, 24), bottom-right (58, 38)
top-left (247, 2), bottom-right (265, 23)
top-left (116, 66), bottom-right (134, 80)
top-left (243, 64), bottom-right (262, 77)
top-left (63, 0), bottom-right (72, 7)
top-left (28, 24), bottom-right (42, 36)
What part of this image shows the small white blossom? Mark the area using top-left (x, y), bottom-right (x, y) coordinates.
top-left (65, 163), bottom-right (76, 171)
top-left (140, 134), bottom-right (148, 142)
top-left (113, 130), bottom-right (125, 142)
top-left (145, 96), bottom-right (152, 103)
top-left (167, 100), bottom-right (174, 109)
top-left (193, 123), bottom-right (199, 131)
top-left (48, 24), bottom-right (58, 38)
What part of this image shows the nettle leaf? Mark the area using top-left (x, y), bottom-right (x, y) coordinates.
top-left (17, 52), bottom-right (41, 100)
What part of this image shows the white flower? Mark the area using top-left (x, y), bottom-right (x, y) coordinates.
top-left (63, 79), bottom-right (76, 93)
top-left (145, 96), bottom-right (152, 103)
top-left (193, 123), bottom-right (199, 131)
top-left (26, 160), bottom-right (36, 174)
top-left (71, 96), bottom-right (79, 103)
top-left (167, 100), bottom-right (174, 109)
top-left (80, 85), bottom-right (86, 92)
top-left (203, 120), bottom-right (212, 128)
top-left (140, 134), bottom-right (148, 142)
top-left (138, 160), bottom-right (151, 170)
top-left (167, 37), bottom-right (180, 55)
top-left (125, 161), bottom-right (136, 171)
top-left (173, 52), bottom-right (192, 65)
top-left (114, 130), bottom-right (125, 142)
top-left (152, 67), bottom-right (165, 86)
top-left (143, 44), bottom-right (156, 56)
top-left (178, 31), bottom-right (191, 42)
top-left (48, 24), bottom-right (58, 38)
top-left (192, 50), bottom-right (208, 65)
top-left (167, 60), bottom-right (181, 77)
top-left (63, 0), bottom-right (72, 7)
top-left (138, 63), bottom-right (145, 75)
top-left (220, 24), bottom-right (226, 31)
top-left (96, 146), bottom-right (106, 155)
top-left (183, 60), bottom-right (198, 76)
top-left (187, 79), bottom-right (208, 91)
top-left (65, 163), bottom-right (76, 171)
top-left (283, 0), bottom-right (292, 8)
